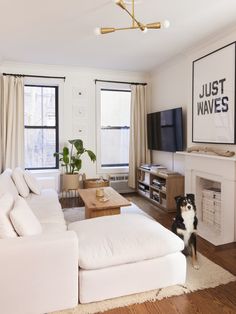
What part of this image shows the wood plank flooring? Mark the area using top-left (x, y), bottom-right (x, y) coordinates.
top-left (61, 194), bottom-right (236, 314)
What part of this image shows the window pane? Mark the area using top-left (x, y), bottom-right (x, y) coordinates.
top-left (100, 89), bottom-right (131, 167)
top-left (24, 86), bottom-right (56, 126)
top-left (101, 128), bottom-right (129, 166)
top-left (24, 86), bottom-right (42, 126)
top-left (24, 129), bottom-right (56, 168)
top-left (42, 87), bottom-right (56, 126)
top-left (101, 90), bottom-right (131, 127)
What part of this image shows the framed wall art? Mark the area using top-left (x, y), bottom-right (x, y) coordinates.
top-left (192, 42), bottom-right (236, 144)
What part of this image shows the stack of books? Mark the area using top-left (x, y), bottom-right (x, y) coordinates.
top-left (140, 164), bottom-right (161, 170)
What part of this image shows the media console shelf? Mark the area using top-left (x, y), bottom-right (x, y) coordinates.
top-left (137, 167), bottom-right (184, 212)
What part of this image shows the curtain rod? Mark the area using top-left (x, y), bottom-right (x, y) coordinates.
top-left (95, 79), bottom-right (147, 86)
top-left (2, 73), bottom-right (66, 81)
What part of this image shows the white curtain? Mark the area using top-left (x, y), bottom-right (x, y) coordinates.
top-left (128, 85), bottom-right (151, 188)
top-left (0, 75), bottom-right (2, 173)
top-left (1, 75), bottom-right (24, 171)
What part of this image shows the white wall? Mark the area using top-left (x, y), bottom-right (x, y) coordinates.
top-left (0, 62), bottom-right (149, 181)
top-left (150, 55), bottom-right (188, 174)
top-left (150, 25), bottom-right (236, 174)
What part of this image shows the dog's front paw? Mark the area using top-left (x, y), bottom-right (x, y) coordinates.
top-left (193, 263), bottom-right (200, 270)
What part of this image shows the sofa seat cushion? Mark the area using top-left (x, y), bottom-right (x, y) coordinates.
top-left (25, 189), bottom-right (64, 223)
top-left (68, 214), bottom-right (184, 270)
top-left (41, 222), bottom-right (67, 234)
top-left (31, 205), bottom-right (65, 224)
top-left (25, 189), bottom-right (59, 208)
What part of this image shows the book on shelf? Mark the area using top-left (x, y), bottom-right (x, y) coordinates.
top-left (140, 164), bottom-right (164, 171)
top-left (157, 170), bottom-right (180, 176)
top-left (151, 165), bottom-right (167, 172)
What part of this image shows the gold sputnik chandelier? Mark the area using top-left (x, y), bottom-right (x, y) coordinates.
top-left (95, 0), bottom-right (170, 35)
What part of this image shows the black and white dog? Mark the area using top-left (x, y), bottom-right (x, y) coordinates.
top-left (172, 194), bottom-right (199, 269)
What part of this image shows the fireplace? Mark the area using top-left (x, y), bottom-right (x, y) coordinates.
top-left (177, 152), bottom-right (236, 245)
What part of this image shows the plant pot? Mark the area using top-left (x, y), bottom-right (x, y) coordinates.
top-left (62, 173), bottom-right (81, 191)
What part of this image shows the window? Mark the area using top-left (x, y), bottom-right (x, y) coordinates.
top-left (24, 85), bottom-right (59, 169)
top-left (96, 82), bottom-right (131, 173)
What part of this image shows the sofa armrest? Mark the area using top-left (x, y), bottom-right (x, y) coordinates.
top-left (0, 231), bottom-right (78, 314)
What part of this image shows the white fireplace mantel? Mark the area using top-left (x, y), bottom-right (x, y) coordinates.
top-left (177, 152), bottom-right (236, 245)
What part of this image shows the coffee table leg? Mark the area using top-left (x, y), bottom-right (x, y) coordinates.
top-left (85, 205), bottom-right (91, 219)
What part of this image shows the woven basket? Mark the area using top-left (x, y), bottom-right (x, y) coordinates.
top-left (83, 178), bottom-right (109, 189)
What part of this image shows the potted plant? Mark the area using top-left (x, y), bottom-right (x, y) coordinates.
top-left (54, 139), bottom-right (96, 191)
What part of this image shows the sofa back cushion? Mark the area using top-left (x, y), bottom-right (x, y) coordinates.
top-left (10, 197), bottom-right (42, 236)
top-left (0, 193), bottom-right (18, 238)
top-left (24, 171), bottom-right (41, 195)
top-left (12, 167), bottom-right (30, 198)
top-left (0, 169), bottom-right (19, 200)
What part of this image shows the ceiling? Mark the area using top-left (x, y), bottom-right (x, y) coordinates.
top-left (0, 0), bottom-right (236, 71)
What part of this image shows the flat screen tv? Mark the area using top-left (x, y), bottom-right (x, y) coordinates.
top-left (147, 107), bottom-right (184, 152)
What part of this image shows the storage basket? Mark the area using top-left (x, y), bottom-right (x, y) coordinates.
top-left (83, 178), bottom-right (110, 189)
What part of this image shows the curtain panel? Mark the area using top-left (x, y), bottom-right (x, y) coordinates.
top-left (0, 75), bottom-right (2, 173)
top-left (0, 75), bottom-right (24, 171)
top-left (128, 85), bottom-right (150, 188)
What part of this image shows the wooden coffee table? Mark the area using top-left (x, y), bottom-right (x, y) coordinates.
top-left (78, 187), bottom-right (131, 219)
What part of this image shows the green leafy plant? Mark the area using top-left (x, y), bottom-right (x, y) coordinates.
top-left (54, 139), bottom-right (96, 174)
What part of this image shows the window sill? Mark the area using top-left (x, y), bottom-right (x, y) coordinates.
top-left (30, 169), bottom-right (60, 174)
top-left (97, 166), bottom-right (129, 175)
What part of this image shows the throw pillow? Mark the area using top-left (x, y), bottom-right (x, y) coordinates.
top-left (24, 171), bottom-right (41, 195)
top-left (12, 167), bottom-right (30, 198)
top-left (0, 193), bottom-right (18, 238)
top-left (10, 197), bottom-right (42, 236)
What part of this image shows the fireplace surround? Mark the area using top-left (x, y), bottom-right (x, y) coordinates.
top-left (177, 152), bottom-right (236, 245)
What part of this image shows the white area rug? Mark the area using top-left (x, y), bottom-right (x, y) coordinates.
top-left (63, 203), bottom-right (151, 224)
top-left (58, 206), bottom-right (236, 314)
top-left (63, 206), bottom-right (86, 223)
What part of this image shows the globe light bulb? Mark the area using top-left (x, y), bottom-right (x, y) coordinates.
top-left (94, 27), bottom-right (101, 35)
top-left (142, 27), bottom-right (148, 33)
top-left (162, 20), bottom-right (170, 29)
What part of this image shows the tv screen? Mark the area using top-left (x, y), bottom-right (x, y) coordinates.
top-left (147, 107), bottom-right (184, 152)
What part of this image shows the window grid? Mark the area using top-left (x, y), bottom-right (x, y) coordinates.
top-left (24, 85), bottom-right (59, 170)
top-left (100, 88), bottom-right (131, 168)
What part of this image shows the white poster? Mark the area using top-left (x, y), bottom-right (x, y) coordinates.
top-left (192, 43), bottom-right (236, 143)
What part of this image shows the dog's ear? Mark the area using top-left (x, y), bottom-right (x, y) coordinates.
top-left (175, 195), bottom-right (183, 206)
top-left (187, 193), bottom-right (195, 203)
top-left (175, 196), bottom-right (183, 215)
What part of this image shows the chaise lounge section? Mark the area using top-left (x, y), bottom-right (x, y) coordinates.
top-left (69, 214), bottom-right (186, 303)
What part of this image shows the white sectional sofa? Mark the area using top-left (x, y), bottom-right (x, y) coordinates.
top-left (0, 169), bottom-right (78, 314)
top-left (0, 169), bottom-right (186, 314)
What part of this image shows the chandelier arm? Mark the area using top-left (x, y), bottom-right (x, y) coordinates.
top-left (132, 0), bottom-right (135, 27)
top-left (123, 8), bottom-right (144, 30)
top-left (118, 2), bottom-right (144, 31)
top-left (97, 0), bottom-right (170, 35)
top-left (116, 26), bottom-right (141, 31)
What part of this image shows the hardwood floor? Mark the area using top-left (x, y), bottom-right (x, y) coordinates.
top-left (61, 194), bottom-right (236, 314)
